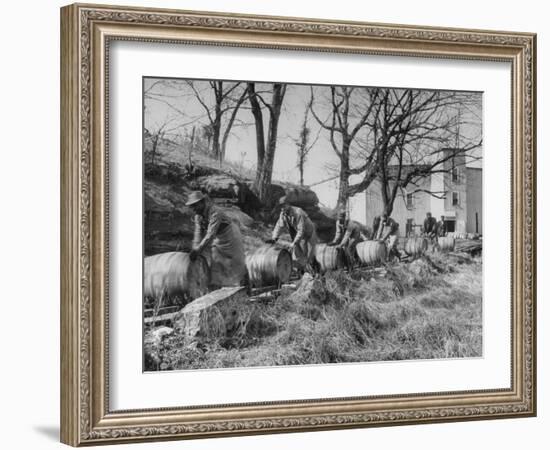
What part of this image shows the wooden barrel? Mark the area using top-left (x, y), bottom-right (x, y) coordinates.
top-left (438, 236), bottom-right (456, 252)
top-left (144, 252), bottom-right (210, 303)
top-left (449, 232), bottom-right (466, 240)
top-left (404, 238), bottom-right (428, 257)
top-left (314, 244), bottom-right (346, 272)
top-left (245, 245), bottom-right (292, 288)
top-left (356, 241), bottom-right (387, 265)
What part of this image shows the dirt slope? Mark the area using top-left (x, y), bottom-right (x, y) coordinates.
top-left (144, 138), bottom-right (337, 255)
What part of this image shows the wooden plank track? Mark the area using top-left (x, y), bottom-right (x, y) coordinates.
top-left (145, 286), bottom-right (246, 327)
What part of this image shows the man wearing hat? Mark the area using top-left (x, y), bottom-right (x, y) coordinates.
top-left (423, 212), bottom-right (438, 251)
top-left (186, 191), bottom-right (246, 289)
top-left (266, 196), bottom-right (318, 273)
top-left (328, 210), bottom-right (368, 268)
top-left (372, 212), bottom-right (401, 260)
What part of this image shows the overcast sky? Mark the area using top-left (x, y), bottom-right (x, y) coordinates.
top-left (144, 78), bottom-right (482, 221)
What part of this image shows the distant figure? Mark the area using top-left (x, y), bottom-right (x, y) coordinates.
top-left (184, 161), bottom-right (196, 179)
top-left (186, 191), bottom-right (246, 289)
top-left (435, 215), bottom-right (447, 237)
top-left (372, 213), bottom-right (400, 260)
top-left (423, 212), bottom-right (437, 237)
top-left (405, 220), bottom-right (413, 237)
top-left (328, 210), bottom-right (368, 267)
top-left (423, 212), bottom-right (437, 249)
top-left (266, 196), bottom-right (318, 273)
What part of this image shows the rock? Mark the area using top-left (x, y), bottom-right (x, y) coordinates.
top-left (221, 206), bottom-right (254, 228)
top-left (283, 186), bottom-right (319, 208)
top-left (304, 207), bottom-right (336, 242)
top-left (145, 326), bottom-right (174, 346)
top-left (144, 192), bottom-right (173, 213)
top-left (291, 273), bottom-right (327, 305)
top-left (190, 174), bottom-right (242, 200)
top-left (280, 283), bottom-right (297, 296)
top-left (174, 286), bottom-right (251, 340)
top-left (408, 258), bottom-right (437, 281)
top-left (265, 184), bottom-right (287, 208)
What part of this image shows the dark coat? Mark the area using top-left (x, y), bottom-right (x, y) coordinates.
top-left (423, 216), bottom-right (437, 235)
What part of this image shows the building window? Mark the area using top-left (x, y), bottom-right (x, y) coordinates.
top-left (406, 192), bottom-right (414, 209)
top-left (452, 166), bottom-right (459, 183)
top-left (452, 191), bottom-right (459, 206)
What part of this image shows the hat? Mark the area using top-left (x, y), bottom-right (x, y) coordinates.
top-left (278, 196), bottom-right (289, 206)
top-left (185, 191), bottom-right (206, 206)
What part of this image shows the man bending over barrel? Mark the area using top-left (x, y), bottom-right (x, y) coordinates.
top-left (186, 191), bottom-right (246, 289)
top-left (372, 213), bottom-right (401, 261)
top-left (423, 212), bottom-right (437, 251)
top-left (435, 215), bottom-right (447, 237)
top-left (328, 210), bottom-right (368, 268)
top-left (265, 196), bottom-right (318, 274)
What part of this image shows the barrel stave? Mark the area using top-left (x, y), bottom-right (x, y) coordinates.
top-left (405, 238), bottom-right (428, 257)
top-left (315, 244), bottom-right (345, 272)
top-left (437, 236), bottom-right (455, 252)
top-left (356, 241), bottom-right (387, 265)
top-left (144, 252), bottom-right (209, 304)
top-left (246, 245), bottom-right (292, 287)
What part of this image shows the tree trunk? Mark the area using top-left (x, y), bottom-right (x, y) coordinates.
top-left (248, 83), bottom-right (286, 204)
top-left (383, 201), bottom-right (394, 217)
top-left (220, 90), bottom-right (248, 161)
top-left (247, 83), bottom-right (266, 189)
top-left (379, 173), bottom-right (396, 217)
top-left (297, 106), bottom-right (310, 187)
top-left (336, 139), bottom-right (351, 210)
top-left (212, 103), bottom-right (222, 160)
top-left (151, 134), bottom-right (161, 166)
top-left (336, 165), bottom-right (349, 210)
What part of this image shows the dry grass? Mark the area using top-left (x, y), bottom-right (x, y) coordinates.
top-left (147, 252), bottom-right (482, 371)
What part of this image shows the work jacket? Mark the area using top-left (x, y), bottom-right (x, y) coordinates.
top-left (423, 216), bottom-right (437, 235)
top-left (192, 199), bottom-right (246, 287)
top-left (330, 219), bottom-right (368, 246)
top-left (273, 206), bottom-right (316, 245)
top-left (435, 220), bottom-right (447, 237)
top-left (192, 201), bottom-right (233, 252)
top-left (372, 216), bottom-right (399, 240)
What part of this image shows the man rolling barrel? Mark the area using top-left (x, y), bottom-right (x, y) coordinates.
top-left (328, 210), bottom-right (368, 268)
top-left (186, 191), bottom-right (246, 289)
top-left (423, 212), bottom-right (437, 251)
top-left (372, 213), bottom-right (401, 261)
top-left (265, 196), bottom-right (318, 274)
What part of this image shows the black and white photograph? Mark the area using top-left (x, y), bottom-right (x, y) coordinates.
top-left (142, 77), bottom-right (483, 371)
top-left (0, 0), bottom-right (543, 447)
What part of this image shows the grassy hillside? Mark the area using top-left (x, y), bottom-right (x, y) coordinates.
top-left (143, 137), bottom-right (482, 371)
top-left (144, 137), bottom-right (337, 255)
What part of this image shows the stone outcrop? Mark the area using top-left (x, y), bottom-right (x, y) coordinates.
top-left (173, 286), bottom-right (251, 340)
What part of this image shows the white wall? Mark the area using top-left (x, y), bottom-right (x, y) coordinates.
top-left (0, 0), bottom-right (547, 449)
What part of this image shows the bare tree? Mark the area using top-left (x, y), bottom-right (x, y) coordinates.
top-left (293, 98), bottom-right (320, 186)
top-left (144, 117), bottom-right (181, 166)
top-left (145, 79), bottom-right (247, 163)
top-left (364, 88), bottom-right (482, 216)
top-left (309, 86), bottom-right (380, 209)
top-left (246, 82), bottom-right (287, 203)
top-left (186, 81), bottom-right (248, 162)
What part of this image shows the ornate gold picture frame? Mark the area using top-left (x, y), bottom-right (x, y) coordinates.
top-left (60, 3), bottom-right (536, 446)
